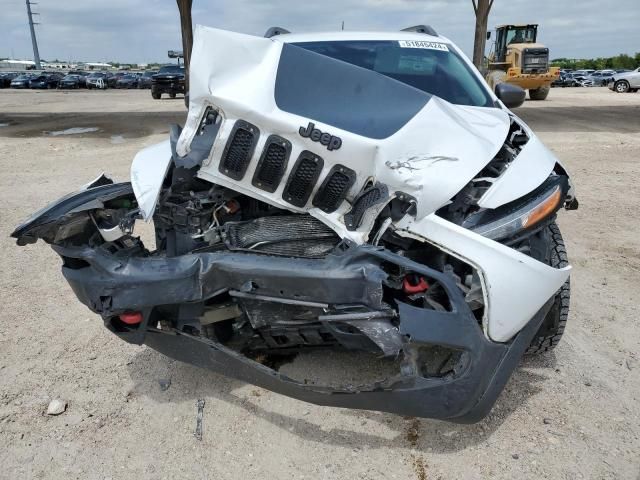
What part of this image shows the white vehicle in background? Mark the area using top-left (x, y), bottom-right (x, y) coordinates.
top-left (609, 67), bottom-right (640, 93)
top-left (12, 25), bottom-right (578, 423)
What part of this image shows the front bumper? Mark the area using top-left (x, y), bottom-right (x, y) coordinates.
top-left (49, 239), bottom-right (550, 423)
top-left (11, 180), bottom-right (563, 422)
top-left (151, 82), bottom-right (185, 94)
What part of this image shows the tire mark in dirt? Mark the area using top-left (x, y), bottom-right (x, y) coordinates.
top-left (405, 417), bottom-right (428, 480)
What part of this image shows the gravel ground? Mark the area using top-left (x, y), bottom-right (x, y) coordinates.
top-left (0, 87), bottom-right (639, 480)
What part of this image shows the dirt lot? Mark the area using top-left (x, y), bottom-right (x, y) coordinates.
top-left (0, 88), bottom-right (639, 480)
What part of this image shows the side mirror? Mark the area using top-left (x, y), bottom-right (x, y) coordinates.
top-left (494, 82), bottom-right (526, 109)
top-left (486, 31), bottom-right (491, 40)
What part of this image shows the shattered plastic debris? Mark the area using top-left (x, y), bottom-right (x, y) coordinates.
top-left (47, 127), bottom-right (99, 136)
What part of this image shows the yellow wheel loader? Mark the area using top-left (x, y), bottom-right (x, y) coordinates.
top-left (485, 24), bottom-right (560, 101)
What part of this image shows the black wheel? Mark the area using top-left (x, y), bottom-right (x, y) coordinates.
top-left (614, 80), bottom-right (630, 93)
top-left (151, 92), bottom-right (161, 99)
top-left (529, 86), bottom-right (550, 100)
top-left (526, 223), bottom-right (570, 355)
top-left (169, 92), bottom-right (176, 99)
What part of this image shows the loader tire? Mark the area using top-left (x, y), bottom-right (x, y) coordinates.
top-left (526, 222), bottom-right (570, 355)
top-left (529, 86), bottom-right (550, 100)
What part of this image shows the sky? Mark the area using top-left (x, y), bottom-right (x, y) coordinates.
top-left (1, 0), bottom-right (638, 64)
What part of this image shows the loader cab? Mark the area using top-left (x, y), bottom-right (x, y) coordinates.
top-left (494, 24), bottom-right (538, 62)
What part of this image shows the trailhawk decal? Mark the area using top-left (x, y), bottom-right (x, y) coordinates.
top-left (398, 40), bottom-right (450, 51)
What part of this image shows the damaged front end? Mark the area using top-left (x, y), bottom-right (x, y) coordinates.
top-left (12, 26), bottom-right (576, 423)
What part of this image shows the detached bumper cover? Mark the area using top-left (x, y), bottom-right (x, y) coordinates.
top-left (51, 242), bottom-right (550, 423)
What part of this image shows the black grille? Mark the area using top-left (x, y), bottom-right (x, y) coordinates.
top-left (344, 184), bottom-right (389, 231)
top-left (312, 165), bottom-right (356, 213)
top-left (252, 135), bottom-right (291, 192)
top-left (219, 120), bottom-right (259, 180)
top-left (522, 48), bottom-right (549, 74)
top-left (282, 151), bottom-right (323, 207)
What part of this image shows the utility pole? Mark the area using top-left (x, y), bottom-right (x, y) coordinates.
top-left (471, 0), bottom-right (493, 70)
top-left (26, 0), bottom-right (41, 69)
top-left (176, 0), bottom-right (193, 103)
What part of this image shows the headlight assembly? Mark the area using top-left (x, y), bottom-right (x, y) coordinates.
top-left (464, 178), bottom-right (566, 241)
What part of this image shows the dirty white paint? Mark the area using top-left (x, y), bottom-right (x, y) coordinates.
top-left (110, 135), bottom-right (125, 144)
top-left (47, 127), bottom-right (99, 136)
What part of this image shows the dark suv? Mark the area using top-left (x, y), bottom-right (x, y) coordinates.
top-left (151, 65), bottom-right (185, 99)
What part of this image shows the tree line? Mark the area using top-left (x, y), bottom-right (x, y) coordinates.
top-left (551, 53), bottom-right (640, 70)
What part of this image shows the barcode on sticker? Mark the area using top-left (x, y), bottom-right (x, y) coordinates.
top-left (398, 40), bottom-right (449, 52)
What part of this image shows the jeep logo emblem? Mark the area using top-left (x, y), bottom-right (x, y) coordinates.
top-left (298, 122), bottom-right (342, 151)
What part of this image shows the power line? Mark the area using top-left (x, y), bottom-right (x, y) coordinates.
top-left (26, 0), bottom-right (41, 69)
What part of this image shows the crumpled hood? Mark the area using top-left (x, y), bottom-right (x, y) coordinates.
top-left (176, 26), bottom-right (510, 240)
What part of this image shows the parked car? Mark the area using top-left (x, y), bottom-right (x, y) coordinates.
top-left (151, 65), bottom-right (185, 99)
top-left (10, 73), bottom-right (36, 88)
top-left (552, 73), bottom-right (578, 88)
top-left (568, 74), bottom-right (593, 87)
top-left (29, 73), bottom-right (63, 89)
top-left (58, 74), bottom-right (83, 89)
top-left (86, 72), bottom-right (109, 89)
top-left (137, 71), bottom-right (157, 89)
top-left (587, 70), bottom-right (616, 86)
top-left (0, 72), bottom-right (19, 88)
top-left (116, 74), bottom-right (139, 89)
top-left (608, 67), bottom-right (640, 93)
top-left (107, 72), bottom-right (127, 88)
top-left (11, 25), bottom-right (578, 423)
top-left (67, 71), bottom-right (88, 88)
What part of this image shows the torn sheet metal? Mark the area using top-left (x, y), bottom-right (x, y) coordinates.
top-left (131, 140), bottom-right (172, 221)
top-left (394, 213), bottom-right (570, 342)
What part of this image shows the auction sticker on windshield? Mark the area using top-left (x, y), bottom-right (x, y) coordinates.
top-left (398, 40), bottom-right (449, 51)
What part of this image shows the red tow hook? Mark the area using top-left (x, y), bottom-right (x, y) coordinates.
top-left (403, 274), bottom-right (429, 294)
top-left (119, 311), bottom-right (143, 325)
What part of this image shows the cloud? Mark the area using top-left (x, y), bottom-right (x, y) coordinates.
top-left (1, 0), bottom-right (638, 63)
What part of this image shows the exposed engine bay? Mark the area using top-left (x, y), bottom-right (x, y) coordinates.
top-left (11, 26), bottom-right (577, 422)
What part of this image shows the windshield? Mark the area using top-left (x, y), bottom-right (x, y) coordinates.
top-left (293, 40), bottom-right (493, 108)
top-left (505, 27), bottom-right (536, 44)
top-left (158, 65), bottom-right (184, 74)
top-left (63, 75), bottom-right (79, 80)
top-left (88, 73), bottom-right (106, 78)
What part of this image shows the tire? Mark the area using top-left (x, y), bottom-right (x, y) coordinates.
top-left (151, 92), bottom-right (161, 99)
top-left (614, 80), bottom-right (630, 93)
top-left (526, 223), bottom-right (570, 355)
top-left (169, 93), bottom-right (177, 99)
top-left (529, 86), bottom-right (550, 100)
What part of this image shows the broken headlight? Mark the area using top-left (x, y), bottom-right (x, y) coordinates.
top-left (463, 177), bottom-right (566, 241)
